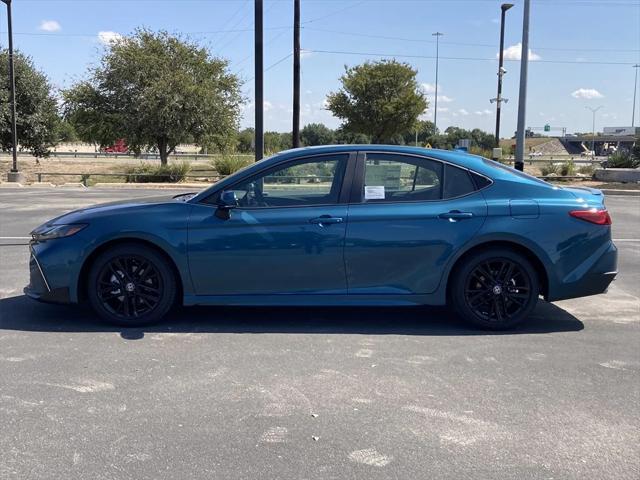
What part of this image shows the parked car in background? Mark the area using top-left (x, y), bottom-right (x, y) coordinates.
top-left (25, 145), bottom-right (617, 330)
top-left (102, 139), bottom-right (128, 153)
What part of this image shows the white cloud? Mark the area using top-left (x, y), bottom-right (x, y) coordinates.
top-left (437, 107), bottom-right (449, 113)
top-left (98, 31), bottom-right (123, 45)
top-left (437, 95), bottom-right (454, 103)
top-left (421, 83), bottom-right (440, 94)
top-left (263, 100), bottom-right (273, 112)
top-left (457, 108), bottom-right (470, 116)
top-left (300, 49), bottom-right (313, 59)
top-left (39, 20), bottom-right (61, 32)
top-left (474, 109), bottom-right (492, 116)
top-left (499, 43), bottom-right (541, 61)
top-left (571, 88), bottom-right (604, 99)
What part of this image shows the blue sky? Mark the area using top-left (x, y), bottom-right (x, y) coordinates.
top-left (3, 0), bottom-right (640, 136)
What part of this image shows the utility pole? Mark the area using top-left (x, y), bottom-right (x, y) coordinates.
top-left (254, 0), bottom-right (264, 161)
top-left (585, 105), bottom-right (603, 157)
top-left (432, 32), bottom-right (443, 133)
top-left (2, 0), bottom-right (22, 182)
top-left (632, 64), bottom-right (639, 127)
top-left (491, 3), bottom-right (514, 147)
top-left (292, 0), bottom-right (300, 148)
top-left (514, 0), bottom-right (530, 172)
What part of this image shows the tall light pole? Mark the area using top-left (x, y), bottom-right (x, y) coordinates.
top-left (632, 64), bottom-right (639, 127)
top-left (514, 0), bottom-right (530, 172)
top-left (254, 0), bottom-right (264, 161)
top-left (432, 32), bottom-right (443, 133)
top-left (492, 3), bottom-right (514, 147)
top-left (292, 0), bottom-right (300, 148)
top-left (585, 105), bottom-right (603, 156)
top-left (2, 0), bottom-right (21, 182)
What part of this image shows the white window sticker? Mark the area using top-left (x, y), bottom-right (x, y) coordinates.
top-left (364, 185), bottom-right (385, 200)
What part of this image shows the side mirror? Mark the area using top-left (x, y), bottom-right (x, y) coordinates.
top-left (215, 190), bottom-right (237, 220)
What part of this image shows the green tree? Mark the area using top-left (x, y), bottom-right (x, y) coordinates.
top-left (0, 50), bottom-right (59, 158)
top-left (403, 119), bottom-right (436, 146)
top-left (55, 120), bottom-right (78, 143)
top-left (236, 128), bottom-right (254, 153)
top-left (63, 30), bottom-right (243, 165)
top-left (301, 123), bottom-right (335, 146)
top-left (334, 128), bottom-right (371, 144)
top-left (326, 60), bottom-right (427, 143)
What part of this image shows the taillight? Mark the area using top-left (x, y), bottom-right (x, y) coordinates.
top-left (569, 208), bottom-right (612, 225)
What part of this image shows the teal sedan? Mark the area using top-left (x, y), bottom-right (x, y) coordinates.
top-left (25, 146), bottom-right (617, 330)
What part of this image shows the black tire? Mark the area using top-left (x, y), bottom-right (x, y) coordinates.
top-left (450, 248), bottom-right (539, 330)
top-left (87, 243), bottom-right (177, 326)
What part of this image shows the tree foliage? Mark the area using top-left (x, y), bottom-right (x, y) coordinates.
top-left (301, 123), bottom-right (335, 146)
top-left (0, 50), bottom-right (59, 158)
top-left (326, 60), bottom-right (427, 143)
top-left (63, 30), bottom-right (243, 164)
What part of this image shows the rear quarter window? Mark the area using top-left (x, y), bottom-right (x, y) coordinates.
top-left (444, 164), bottom-right (476, 199)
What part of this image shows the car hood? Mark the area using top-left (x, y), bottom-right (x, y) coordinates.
top-left (40, 193), bottom-right (194, 228)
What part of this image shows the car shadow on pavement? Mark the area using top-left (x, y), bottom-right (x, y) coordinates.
top-left (0, 295), bottom-right (584, 339)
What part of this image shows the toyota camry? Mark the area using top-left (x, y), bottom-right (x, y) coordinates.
top-left (25, 145), bottom-right (618, 329)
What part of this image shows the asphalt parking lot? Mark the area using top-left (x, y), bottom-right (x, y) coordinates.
top-left (0, 187), bottom-right (638, 479)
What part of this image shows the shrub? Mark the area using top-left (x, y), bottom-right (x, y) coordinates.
top-left (213, 155), bottom-right (252, 176)
top-left (577, 164), bottom-right (595, 176)
top-left (560, 160), bottom-right (576, 176)
top-left (468, 146), bottom-right (493, 158)
top-left (540, 162), bottom-right (559, 176)
top-left (125, 162), bottom-right (191, 183)
top-left (607, 151), bottom-right (640, 169)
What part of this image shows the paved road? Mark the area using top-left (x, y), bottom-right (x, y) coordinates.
top-left (0, 187), bottom-right (638, 480)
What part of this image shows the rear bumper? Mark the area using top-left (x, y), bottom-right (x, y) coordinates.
top-left (548, 241), bottom-right (618, 301)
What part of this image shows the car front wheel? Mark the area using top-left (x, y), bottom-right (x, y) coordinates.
top-left (87, 244), bottom-right (177, 326)
top-left (451, 248), bottom-right (539, 330)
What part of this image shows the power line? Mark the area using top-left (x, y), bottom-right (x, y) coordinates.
top-left (302, 26), bottom-right (640, 53)
top-left (0, 26), bottom-right (291, 38)
top-left (305, 48), bottom-right (638, 66)
top-left (246, 53), bottom-right (293, 82)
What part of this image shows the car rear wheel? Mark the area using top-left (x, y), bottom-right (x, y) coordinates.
top-left (87, 244), bottom-right (176, 326)
top-left (451, 248), bottom-right (539, 330)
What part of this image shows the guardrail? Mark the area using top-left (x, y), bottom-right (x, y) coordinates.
top-left (33, 171), bottom-right (594, 187)
top-left (4, 151), bottom-right (253, 161)
top-left (35, 171), bottom-right (223, 186)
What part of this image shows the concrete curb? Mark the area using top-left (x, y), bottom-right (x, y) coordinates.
top-left (30, 182), bottom-right (57, 188)
top-left (601, 189), bottom-right (640, 197)
top-left (0, 182), bottom-right (23, 188)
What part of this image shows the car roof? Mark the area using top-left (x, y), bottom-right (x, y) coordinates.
top-left (270, 144), bottom-right (490, 170)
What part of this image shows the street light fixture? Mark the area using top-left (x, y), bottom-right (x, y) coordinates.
top-left (491, 3), bottom-right (514, 147)
top-left (432, 32), bottom-right (444, 133)
top-left (1, 0), bottom-right (22, 182)
top-left (585, 105), bottom-right (603, 157)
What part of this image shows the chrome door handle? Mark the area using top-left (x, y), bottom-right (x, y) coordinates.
top-left (438, 211), bottom-right (474, 221)
top-left (309, 215), bottom-right (343, 226)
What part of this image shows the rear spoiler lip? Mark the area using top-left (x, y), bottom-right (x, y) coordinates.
top-left (563, 186), bottom-right (603, 196)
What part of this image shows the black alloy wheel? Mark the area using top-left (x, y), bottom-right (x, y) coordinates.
top-left (88, 244), bottom-right (177, 326)
top-left (451, 248), bottom-right (539, 330)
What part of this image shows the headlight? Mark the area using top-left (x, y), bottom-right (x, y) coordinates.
top-left (31, 224), bottom-right (87, 242)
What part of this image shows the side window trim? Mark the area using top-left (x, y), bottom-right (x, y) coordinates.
top-left (200, 152), bottom-right (356, 209)
top-left (351, 151), bottom-right (492, 205)
top-left (353, 151), bottom-right (445, 204)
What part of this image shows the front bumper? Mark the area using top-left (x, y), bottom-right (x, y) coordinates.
top-left (24, 249), bottom-right (71, 304)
